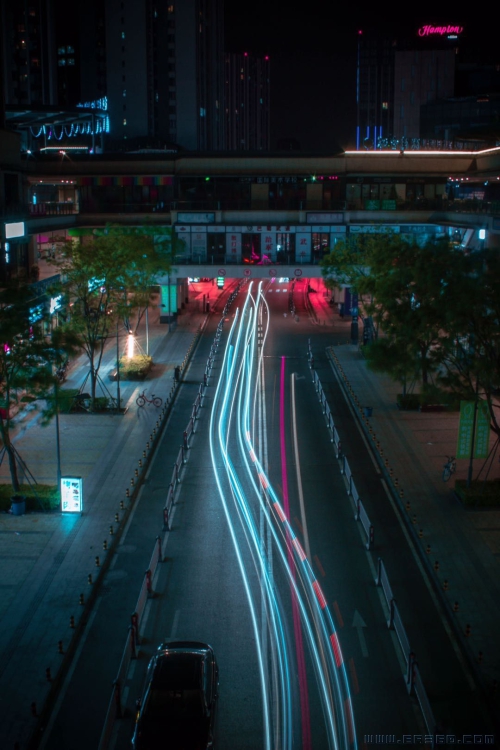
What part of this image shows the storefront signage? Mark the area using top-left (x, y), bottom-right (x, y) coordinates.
top-left (4, 222), bottom-right (25, 239)
top-left (88, 276), bottom-right (105, 292)
top-left (418, 25), bottom-right (463, 37)
top-left (306, 213), bottom-right (343, 224)
top-left (29, 304), bottom-right (44, 324)
top-left (177, 213), bottom-right (215, 224)
top-left (49, 295), bottom-right (63, 314)
top-left (61, 476), bottom-right (83, 513)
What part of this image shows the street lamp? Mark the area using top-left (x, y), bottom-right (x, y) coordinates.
top-left (54, 375), bottom-right (62, 499)
top-left (127, 330), bottom-right (135, 359)
top-left (116, 319), bottom-right (121, 412)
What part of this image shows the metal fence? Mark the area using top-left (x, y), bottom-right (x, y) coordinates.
top-left (311, 347), bottom-right (437, 743)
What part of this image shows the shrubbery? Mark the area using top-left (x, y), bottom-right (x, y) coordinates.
top-left (118, 355), bottom-right (153, 380)
top-left (454, 479), bottom-right (500, 507)
top-left (0, 484), bottom-right (60, 512)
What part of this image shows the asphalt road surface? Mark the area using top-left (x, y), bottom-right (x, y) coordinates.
top-left (40, 279), bottom-right (494, 750)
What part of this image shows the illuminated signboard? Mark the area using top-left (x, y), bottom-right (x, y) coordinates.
top-left (5, 222), bottom-right (25, 239)
top-left (418, 25), bottom-right (463, 37)
top-left (88, 277), bottom-right (105, 292)
top-left (49, 294), bottom-right (63, 314)
top-left (29, 304), bottom-right (44, 324)
top-left (161, 283), bottom-right (177, 314)
top-left (61, 476), bottom-right (83, 513)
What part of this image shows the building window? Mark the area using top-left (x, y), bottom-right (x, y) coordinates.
top-left (121, 31), bottom-right (125, 39)
top-left (382, 101), bottom-right (388, 110)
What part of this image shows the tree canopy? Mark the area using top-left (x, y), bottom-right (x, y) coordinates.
top-left (49, 226), bottom-right (174, 402)
top-left (321, 233), bottom-right (500, 439)
top-left (0, 285), bottom-right (78, 491)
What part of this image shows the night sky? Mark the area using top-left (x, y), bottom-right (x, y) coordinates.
top-left (224, 2), bottom-right (498, 152)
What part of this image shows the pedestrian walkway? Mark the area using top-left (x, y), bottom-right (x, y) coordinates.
top-left (0, 296), bottom-right (208, 750)
top-left (328, 343), bottom-right (500, 726)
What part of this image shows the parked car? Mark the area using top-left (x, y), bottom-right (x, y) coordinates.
top-left (132, 641), bottom-right (219, 749)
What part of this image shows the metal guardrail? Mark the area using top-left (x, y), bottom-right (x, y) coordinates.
top-left (320, 344), bottom-right (438, 742)
top-left (309, 354), bottom-right (374, 554)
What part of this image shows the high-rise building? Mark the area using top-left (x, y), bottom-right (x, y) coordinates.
top-left (356, 23), bottom-right (462, 148)
top-left (224, 52), bottom-right (270, 151)
top-left (1, 0), bottom-right (225, 152)
top-left (100, 0), bottom-right (225, 150)
top-left (0, 0), bottom-right (58, 107)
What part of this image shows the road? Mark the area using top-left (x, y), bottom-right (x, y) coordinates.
top-left (40, 278), bottom-right (493, 749)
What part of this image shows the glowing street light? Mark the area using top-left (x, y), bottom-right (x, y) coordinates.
top-left (127, 330), bottom-right (135, 359)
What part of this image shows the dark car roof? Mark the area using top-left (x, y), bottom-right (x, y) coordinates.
top-left (152, 652), bottom-right (204, 690)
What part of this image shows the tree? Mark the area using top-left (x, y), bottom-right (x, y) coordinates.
top-left (322, 232), bottom-right (468, 393)
top-left (438, 248), bottom-right (500, 440)
top-left (49, 226), bottom-right (174, 404)
top-left (0, 285), bottom-right (76, 492)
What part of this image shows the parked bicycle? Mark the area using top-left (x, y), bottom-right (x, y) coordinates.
top-left (442, 456), bottom-right (457, 482)
top-left (136, 390), bottom-right (162, 408)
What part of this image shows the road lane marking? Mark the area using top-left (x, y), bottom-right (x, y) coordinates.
top-left (313, 554), bottom-right (326, 578)
top-left (333, 600), bottom-right (344, 628)
top-left (348, 658), bottom-right (360, 694)
top-left (352, 610), bottom-right (369, 658)
top-left (291, 373), bottom-right (311, 561)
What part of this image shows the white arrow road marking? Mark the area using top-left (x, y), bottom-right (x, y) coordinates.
top-left (352, 610), bottom-right (368, 657)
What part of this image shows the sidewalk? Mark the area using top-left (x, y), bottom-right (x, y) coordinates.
top-left (0, 295), bottom-right (208, 749)
top-left (328, 343), bottom-right (500, 723)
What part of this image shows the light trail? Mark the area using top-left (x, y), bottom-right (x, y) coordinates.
top-left (209, 283), bottom-right (358, 750)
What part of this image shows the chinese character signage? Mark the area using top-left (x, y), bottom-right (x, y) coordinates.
top-left (456, 401), bottom-right (490, 460)
top-left (226, 232), bottom-right (241, 260)
top-left (61, 476), bottom-right (83, 513)
top-left (474, 401), bottom-right (490, 459)
top-left (295, 233), bottom-right (311, 262)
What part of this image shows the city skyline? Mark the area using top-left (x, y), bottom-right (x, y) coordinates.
top-left (224, 2), bottom-right (500, 150)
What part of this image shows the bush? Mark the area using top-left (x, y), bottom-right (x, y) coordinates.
top-left (396, 391), bottom-right (460, 411)
top-left (93, 396), bottom-right (111, 411)
top-left (454, 479), bottom-right (500, 507)
top-left (57, 388), bottom-right (80, 413)
top-left (0, 484), bottom-right (60, 512)
top-left (118, 355), bottom-right (153, 380)
top-left (397, 393), bottom-right (420, 410)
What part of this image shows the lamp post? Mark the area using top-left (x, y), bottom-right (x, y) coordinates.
top-left (54, 375), bottom-right (62, 499)
top-left (145, 305), bottom-right (149, 356)
top-left (116, 318), bottom-right (121, 412)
